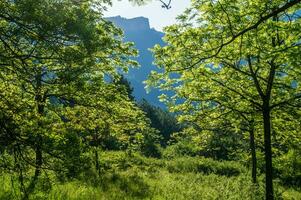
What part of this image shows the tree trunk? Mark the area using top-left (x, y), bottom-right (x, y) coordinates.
top-left (262, 105), bottom-right (274, 200)
top-left (26, 136), bottom-right (43, 195)
top-left (249, 127), bottom-right (257, 184)
top-left (27, 71), bottom-right (44, 194)
top-left (94, 148), bottom-right (100, 177)
top-left (33, 101), bottom-right (44, 183)
top-left (34, 141), bottom-right (43, 180)
top-left (14, 148), bottom-right (28, 200)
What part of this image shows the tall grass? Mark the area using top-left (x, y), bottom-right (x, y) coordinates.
top-left (1, 152), bottom-right (300, 200)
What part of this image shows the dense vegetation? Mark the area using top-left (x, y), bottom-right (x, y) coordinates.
top-left (0, 0), bottom-right (300, 200)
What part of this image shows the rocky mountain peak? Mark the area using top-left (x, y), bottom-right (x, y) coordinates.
top-left (106, 15), bottom-right (151, 31)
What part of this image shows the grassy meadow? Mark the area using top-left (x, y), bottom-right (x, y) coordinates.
top-left (1, 151), bottom-right (300, 200)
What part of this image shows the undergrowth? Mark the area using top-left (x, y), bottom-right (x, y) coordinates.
top-left (0, 151), bottom-right (300, 200)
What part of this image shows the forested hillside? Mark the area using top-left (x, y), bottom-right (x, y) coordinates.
top-left (0, 0), bottom-right (300, 200)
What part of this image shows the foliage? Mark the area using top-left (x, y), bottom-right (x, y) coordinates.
top-left (138, 99), bottom-right (182, 146)
top-left (162, 140), bottom-right (200, 159)
top-left (146, 0), bottom-right (301, 198)
top-left (114, 74), bottom-right (135, 101)
top-left (275, 148), bottom-right (301, 186)
top-left (0, 1), bottom-right (161, 199)
top-left (1, 0), bottom-right (301, 199)
top-left (165, 156), bottom-right (244, 177)
top-left (167, 126), bottom-right (248, 161)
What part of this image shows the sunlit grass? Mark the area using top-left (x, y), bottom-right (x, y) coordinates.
top-left (1, 153), bottom-right (300, 200)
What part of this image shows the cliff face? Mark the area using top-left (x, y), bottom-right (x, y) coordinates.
top-left (106, 16), bottom-right (166, 107)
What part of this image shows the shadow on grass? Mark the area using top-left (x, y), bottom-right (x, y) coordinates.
top-left (102, 172), bottom-right (151, 198)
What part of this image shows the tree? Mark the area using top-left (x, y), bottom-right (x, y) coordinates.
top-left (0, 0), bottom-right (157, 197)
top-left (113, 75), bottom-right (180, 149)
top-left (174, 90), bottom-right (258, 181)
top-left (114, 74), bottom-right (135, 101)
top-left (138, 99), bottom-right (182, 146)
top-left (147, 1), bottom-right (301, 199)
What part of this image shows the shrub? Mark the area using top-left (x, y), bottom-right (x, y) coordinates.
top-left (274, 149), bottom-right (301, 186)
top-left (166, 156), bottom-right (244, 177)
top-left (163, 141), bottom-right (200, 159)
top-left (99, 151), bottom-right (131, 171)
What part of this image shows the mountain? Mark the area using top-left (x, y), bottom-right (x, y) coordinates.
top-left (106, 16), bottom-right (165, 107)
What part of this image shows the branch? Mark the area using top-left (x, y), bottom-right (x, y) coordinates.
top-left (177, 0), bottom-right (301, 70)
top-left (209, 77), bottom-right (262, 109)
top-left (159, 0), bottom-right (171, 9)
top-left (271, 93), bottom-right (301, 109)
top-left (247, 56), bottom-right (265, 99)
top-left (214, 0), bottom-right (301, 56)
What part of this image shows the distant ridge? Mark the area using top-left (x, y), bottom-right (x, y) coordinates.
top-left (106, 16), bottom-right (166, 107)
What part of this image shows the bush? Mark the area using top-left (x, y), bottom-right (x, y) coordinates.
top-left (275, 149), bottom-right (301, 186)
top-left (139, 129), bottom-right (162, 158)
top-left (166, 157), bottom-right (244, 177)
top-left (99, 151), bottom-right (130, 171)
top-left (96, 151), bottom-right (164, 173)
top-left (163, 141), bottom-right (200, 159)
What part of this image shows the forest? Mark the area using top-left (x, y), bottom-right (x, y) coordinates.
top-left (0, 0), bottom-right (300, 200)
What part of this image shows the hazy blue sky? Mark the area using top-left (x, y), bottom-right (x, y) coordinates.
top-left (104, 0), bottom-right (191, 31)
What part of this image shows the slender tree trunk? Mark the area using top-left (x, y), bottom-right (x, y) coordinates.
top-left (27, 71), bottom-right (44, 194)
top-left (14, 148), bottom-right (28, 200)
top-left (26, 136), bottom-right (43, 195)
top-left (249, 127), bottom-right (257, 184)
top-left (94, 148), bottom-right (100, 177)
top-left (34, 140), bottom-right (43, 180)
top-left (33, 89), bottom-right (44, 182)
top-left (262, 105), bottom-right (274, 200)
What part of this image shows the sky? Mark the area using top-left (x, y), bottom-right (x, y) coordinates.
top-left (104, 0), bottom-right (191, 31)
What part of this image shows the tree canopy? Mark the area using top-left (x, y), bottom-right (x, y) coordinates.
top-left (0, 0), bottom-right (159, 196)
top-left (147, 0), bottom-right (301, 199)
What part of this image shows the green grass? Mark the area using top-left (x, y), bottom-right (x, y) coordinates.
top-left (1, 152), bottom-right (300, 200)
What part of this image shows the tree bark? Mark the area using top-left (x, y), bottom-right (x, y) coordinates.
top-left (249, 126), bottom-right (257, 184)
top-left (263, 105), bottom-right (274, 200)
